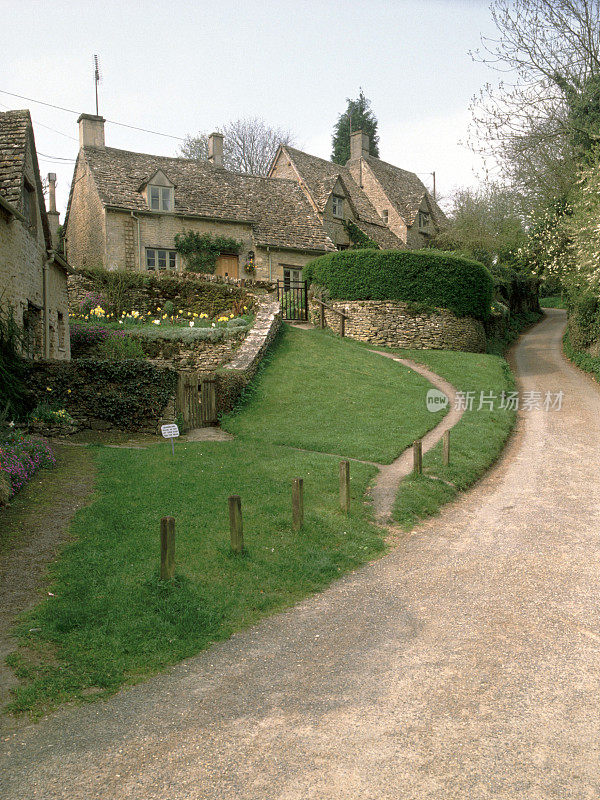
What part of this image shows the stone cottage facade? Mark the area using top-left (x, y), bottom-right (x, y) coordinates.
top-left (65, 115), bottom-right (337, 284)
top-left (269, 131), bottom-right (447, 249)
top-left (0, 110), bottom-right (70, 360)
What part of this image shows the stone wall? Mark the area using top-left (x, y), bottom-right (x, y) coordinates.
top-left (64, 157), bottom-right (106, 270)
top-left (216, 300), bottom-right (282, 414)
top-left (134, 329), bottom-right (247, 372)
top-left (309, 298), bottom-right (486, 353)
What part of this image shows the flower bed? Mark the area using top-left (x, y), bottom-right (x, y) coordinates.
top-left (0, 431), bottom-right (55, 504)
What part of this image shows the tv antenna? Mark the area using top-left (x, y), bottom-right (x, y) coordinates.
top-left (93, 54), bottom-right (101, 115)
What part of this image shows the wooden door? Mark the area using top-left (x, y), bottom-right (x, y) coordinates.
top-left (215, 254), bottom-right (239, 278)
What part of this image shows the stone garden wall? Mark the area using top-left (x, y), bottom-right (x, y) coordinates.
top-left (309, 298), bottom-right (486, 353)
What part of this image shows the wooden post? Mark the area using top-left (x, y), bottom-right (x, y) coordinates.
top-left (443, 430), bottom-right (450, 466)
top-left (228, 495), bottom-right (244, 553)
top-left (413, 440), bottom-right (423, 475)
top-left (160, 516), bottom-right (175, 580)
top-left (320, 302), bottom-right (325, 329)
top-left (339, 460), bottom-right (350, 514)
top-left (340, 315), bottom-right (345, 338)
top-left (292, 477), bottom-right (304, 531)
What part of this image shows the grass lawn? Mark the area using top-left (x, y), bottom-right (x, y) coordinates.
top-left (389, 349), bottom-right (516, 528)
top-left (540, 296), bottom-right (567, 309)
top-left (7, 325), bottom-right (443, 718)
top-left (222, 326), bottom-right (439, 464)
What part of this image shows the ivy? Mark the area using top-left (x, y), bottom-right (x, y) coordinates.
top-left (342, 220), bottom-right (380, 250)
top-left (174, 231), bottom-right (243, 273)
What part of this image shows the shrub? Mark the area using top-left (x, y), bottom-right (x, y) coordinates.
top-left (96, 336), bottom-right (146, 360)
top-left (0, 304), bottom-right (30, 420)
top-left (0, 431), bottom-right (55, 499)
top-left (70, 323), bottom-right (127, 358)
top-left (304, 249), bottom-right (494, 320)
top-left (27, 361), bottom-right (177, 430)
top-left (568, 291), bottom-right (600, 349)
top-left (29, 403), bottom-right (76, 426)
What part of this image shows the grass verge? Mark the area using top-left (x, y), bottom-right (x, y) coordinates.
top-left (563, 330), bottom-right (600, 379)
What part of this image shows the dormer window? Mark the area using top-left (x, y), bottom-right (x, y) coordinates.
top-left (382, 209), bottom-right (389, 225)
top-left (332, 195), bottom-right (344, 218)
top-left (418, 210), bottom-right (431, 232)
top-left (148, 185), bottom-right (173, 212)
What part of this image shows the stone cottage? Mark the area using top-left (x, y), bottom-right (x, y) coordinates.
top-left (269, 131), bottom-right (447, 249)
top-left (64, 115), bottom-right (339, 284)
top-left (0, 110), bottom-right (71, 360)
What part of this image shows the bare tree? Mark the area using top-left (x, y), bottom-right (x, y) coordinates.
top-left (179, 117), bottom-right (296, 176)
top-left (469, 0), bottom-right (600, 205)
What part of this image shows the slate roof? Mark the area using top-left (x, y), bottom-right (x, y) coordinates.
top-left (79, 146), bottom-right (336, 253)
top-left (0, 109), bottom-right (30, 209)
top-left (276, 146), bottom-right (404, 250)
top-left (350, 155), bottom-right (447, 228)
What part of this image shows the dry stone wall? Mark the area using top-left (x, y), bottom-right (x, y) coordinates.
top-left (309, 298), bottom-right (486, 353)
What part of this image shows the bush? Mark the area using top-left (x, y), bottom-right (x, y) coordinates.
top-left (568, 291), bottom-right (600, 349)
top-left (0, 304), bottom-right (31, 420)
top-left (29, 403), bottom-right (76, 426)
top-left (70, 323), bottom-right (127, 357)
top-left (304, 249), bottom-right (494, 320)
top-left (0, 431), bottom-right (55, 500)
top-left (27, 361), bottom-right (177, 430)
top-left (96, 336), bottom-right (146, 360)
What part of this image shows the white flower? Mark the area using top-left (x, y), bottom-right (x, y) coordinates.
top-left (189, 321), bottom-right (194, 327)
top-left (152, 319), bottom-right (160, 325)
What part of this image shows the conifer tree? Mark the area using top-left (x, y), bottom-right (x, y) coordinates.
top-left (331, 90), bottom-right (380, 164)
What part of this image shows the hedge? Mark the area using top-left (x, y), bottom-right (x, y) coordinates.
top-left (303, 249), bottom-right (494, 321)
top-left (27, 360), bottom-right (177, 430)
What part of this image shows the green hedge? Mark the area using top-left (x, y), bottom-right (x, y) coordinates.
top-left (304, 249), bottom-right (494, 321)
top-left (27, 360), bottom-right (177, 430)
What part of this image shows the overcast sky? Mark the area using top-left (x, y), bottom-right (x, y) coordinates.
top-left (2, 0), bottom-right (502, 217)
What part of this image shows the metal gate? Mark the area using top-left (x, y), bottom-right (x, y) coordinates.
top-left (277, 279), bottom-right (308, 321)
top-left (176, 373), bottom-right (218, 428)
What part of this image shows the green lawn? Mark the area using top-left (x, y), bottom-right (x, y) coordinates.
top-left (7, 326), bottom-right (519, 718)
top-left (389, 349), bottom-right (516, 528)
top-left (222, 326), bottom-right (439, 464)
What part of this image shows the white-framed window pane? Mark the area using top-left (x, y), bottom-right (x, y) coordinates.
top-left (168, 251), bottom-right (177, 270)
top-left (161, 188), bottom-right (171, 211)
top-left (146, 249), bottom-right (156, 270)
top-left (149, 187), bottom-right (160, 210)
top-left (157, 250), bottom-right (167, 269)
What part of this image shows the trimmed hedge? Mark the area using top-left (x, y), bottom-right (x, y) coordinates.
top-left (27, 360), bottom-right (177, 430)
top-left (304, 249), bottom-right (494, 321)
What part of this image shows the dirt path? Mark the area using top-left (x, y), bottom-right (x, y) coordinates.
top-left (0, 446), bottom-right (95, 715)
top-left (6, 309), bottom-right (600, 799)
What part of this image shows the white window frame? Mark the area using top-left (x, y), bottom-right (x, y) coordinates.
top-left (146, 248), bottom-right (177, 271)
top-left (147, 185), bottom-right (174, 212)
top-left (332, 195), bottom-right (344, 219)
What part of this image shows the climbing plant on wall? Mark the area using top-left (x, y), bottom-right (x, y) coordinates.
top-left (174, 231), bottom-right (243, 273)
top-left (343, 220), bottom-right (380, 250)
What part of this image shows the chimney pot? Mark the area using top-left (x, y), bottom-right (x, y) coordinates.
top-left (208, 132), bottom-right (224, 168)
top-left (77, 113), bottom-right (105, 149)
top-left (47, 172), bottom-right (60, 248)
top-left (350, 130), bottom-right (370, 162)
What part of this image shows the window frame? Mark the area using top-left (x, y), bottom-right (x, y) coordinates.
top-left (22, 178), bottom-right (37, 231)
top-left (418, 210), bottom-right (431, 232)
top-left (331, 195), bottom-right (344, 219)
top-left (382, 209), bottom-right (389, 225)
top-left (145, 247), bottom-right (178, 272)
top-left (147, 184), bottom-right (174, 212)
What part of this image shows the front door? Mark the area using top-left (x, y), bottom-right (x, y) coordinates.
top-left (215, 254), bottom-right (239, 278)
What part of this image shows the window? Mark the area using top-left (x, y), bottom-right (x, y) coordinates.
top-left (22, 180), bottom-right (37, 231)
top-left (418, 211), bottom-right (431, 232)
top-left (382, 209), bottom-right (389, 225)
top-left (57, 312), bottom-right (66, 351)
top-left (146, 248), bottom-right (177, 271)
top-left (283, 267), bottom-right (302, 290)
top-left (332, 195), bottom-right (344, 218)
top-left (148, 185), bottom-right (173, 212)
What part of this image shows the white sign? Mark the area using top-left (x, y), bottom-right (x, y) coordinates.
top-left (161, 424), bottom-right (180, 439)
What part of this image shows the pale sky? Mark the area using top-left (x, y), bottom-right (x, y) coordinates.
top-left (2, 0), bottom-right (502, 217)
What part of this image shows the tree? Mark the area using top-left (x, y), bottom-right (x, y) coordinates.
top-left (469, 0), bottom-right (600, 206)
top-left (433, 184), bottom-right (526, 269)
top-left (331, 90), bottom-right (380, 164)
top-left (179, 117), bottom-right (295, 176)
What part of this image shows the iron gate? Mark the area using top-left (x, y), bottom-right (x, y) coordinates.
top-left (277, 279), bottom-right (308, 321)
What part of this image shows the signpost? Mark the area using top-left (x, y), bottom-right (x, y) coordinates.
top-left (161, 423), bottom-right (180, 456)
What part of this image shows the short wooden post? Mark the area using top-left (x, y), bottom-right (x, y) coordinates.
top-left (228, 495), bottom-right (244, 553)
top-left (339, 460), bottom-right (350, 514)
top-left (443, 430), bottom-right (450, 466)
top-left (413, 440), bottom-right (423, 475)
top-left (292, 477), bottom-right (304, 531)
top-left (320, 303), bottom-right (325, 329)
top-left (340, 315), bottom-right (345, 338)
top-left (160, 516), bottom-right (175, 580)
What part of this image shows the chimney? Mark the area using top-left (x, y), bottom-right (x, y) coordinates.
top-left (78, 113), bottom-right (105, 148)
top-left (47, 173), bottom-right (60, 249)
top-left (208, 132), bottom-right (224, 168)
top-left (349, 130), bottom-right (370, 161)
